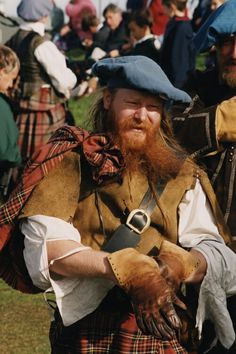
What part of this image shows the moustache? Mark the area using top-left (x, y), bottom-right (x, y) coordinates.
top-left (121, 120), bottom-right (150, 131)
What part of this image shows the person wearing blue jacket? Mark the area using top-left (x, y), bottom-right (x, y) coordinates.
top-left (161, 0), bottom-right (196, 88)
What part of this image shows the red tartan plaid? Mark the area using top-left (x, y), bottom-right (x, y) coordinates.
top-left (19, 85), bottom-right (66, 111)
top-left (16, 102), bottom-right (66, 161)
top-left (0, 125), bottom-right (124, 250)
top-left (49, 298), bottom-right (189, 354)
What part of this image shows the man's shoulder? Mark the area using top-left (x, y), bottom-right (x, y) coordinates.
top-left (178, 158), bottom-right (199, 176)
top-left (183, 67), bottom-right (219, 100)
top-left (6, 29), bottom-right (45, 54)
top-left (189, 67), bottom-right (218, 84)
top-left (19, 151), bottom-right (82, 221)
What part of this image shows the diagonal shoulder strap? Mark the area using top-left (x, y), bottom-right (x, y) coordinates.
top-left (102, 180), bottom-right (166, 252)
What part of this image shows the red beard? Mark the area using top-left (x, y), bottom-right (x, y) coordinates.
top-left (111, 115), bottom-right (185, 182)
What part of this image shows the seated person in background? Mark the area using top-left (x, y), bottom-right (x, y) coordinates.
top-left (0, 45), bottom-right (21, 203)
top-left (102, 3), bottom-right (129, 58)
top-left (74, 3), bottom-right (129, 96)
top-left (59, 0), bottom-right (97, 51)
top-left (161, 0), bottom-right (196, 88)
top-left (81, 14), bottom-right (110, 59)
top-left (124, 8), bottom-right (161, 63)
top-left (69, 14), bottom-right (110, 97)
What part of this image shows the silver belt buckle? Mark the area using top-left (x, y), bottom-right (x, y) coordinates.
top-left (126, 209), bottom-right (151, 234)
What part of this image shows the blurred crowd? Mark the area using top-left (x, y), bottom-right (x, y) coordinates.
top-left (49, 0), bottom-right (225, 94)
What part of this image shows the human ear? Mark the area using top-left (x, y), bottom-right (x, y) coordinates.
top-left (103, 89), bottom-right (112, 109)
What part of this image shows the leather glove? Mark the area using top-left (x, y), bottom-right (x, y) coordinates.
top-left (155, 240), bottom-right (200, 290)
top-left (107, 248), bottom-right (186, 339)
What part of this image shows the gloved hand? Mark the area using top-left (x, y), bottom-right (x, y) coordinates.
top-left (155, 240), bottom-right (200, 290)
top-left (107, 248), bottom-right (186, 339)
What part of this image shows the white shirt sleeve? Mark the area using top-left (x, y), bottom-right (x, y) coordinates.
top-left (20, 215), bottom-right (114, 326)
top-left (178, 178), bottom-right (223, 247)
top-left (21, 215), bottom-right (90, 290)
top-left (34, 41), bottom-right (77, 98)
top-left (178, 179), bottom-right (236, 348)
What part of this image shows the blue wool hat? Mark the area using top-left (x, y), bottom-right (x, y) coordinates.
top-left (193, 0), bottom-right (236, 53)
top-left (92, 56), bottom-right (191, 103)
top-left (17, 0), bottom-right (53, 22)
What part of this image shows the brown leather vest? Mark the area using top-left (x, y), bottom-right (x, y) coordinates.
top-left (19, 152), bottom-right (231, 252)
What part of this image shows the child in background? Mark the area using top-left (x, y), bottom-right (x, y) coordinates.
top-left (81, 14), bottom-right (110, 59)
top-left (125, 8), bottom-right (161, 64)
top-left (69, 14), bottom-right (110, 97)
top-left (161, 0), bottom-right (196, 88)
top-left (0, 45), bottom-right (21, 203)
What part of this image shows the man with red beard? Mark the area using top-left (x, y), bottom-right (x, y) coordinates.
top-left (1, 56), bottom-right (236, 354)
top-left (170, 1), bottom-right (236, 352)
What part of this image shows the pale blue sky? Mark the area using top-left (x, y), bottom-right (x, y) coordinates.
top-left (3, 0), bottom-right (127, 18)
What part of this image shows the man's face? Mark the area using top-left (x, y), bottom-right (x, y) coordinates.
top-left (105, 10), bottom-right (122, 31)
top-left (217, 34), bottom-right (236, 88)
top-left (103, 88), bottom-right (163, 151)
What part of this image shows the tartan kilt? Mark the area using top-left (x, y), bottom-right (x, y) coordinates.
top-left (49, 288), bottom-right (189, 354)
top-left (16, 102), bottom-right (66, 161)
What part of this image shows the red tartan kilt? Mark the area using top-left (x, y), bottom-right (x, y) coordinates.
top-left (16, 103), bottom-right (66, 161)
top-left (49, 289), bottom-right (188, 354)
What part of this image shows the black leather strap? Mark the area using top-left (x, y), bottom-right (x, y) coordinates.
top-left (102, 180), bottom-right (166, 252)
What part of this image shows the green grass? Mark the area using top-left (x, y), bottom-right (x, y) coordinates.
top-left (196, 53), bottom-right (207, 71)
top-left (69, 94), bottom-right (96, 129)
top-left (0, 280), bottom-right (51, 354)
